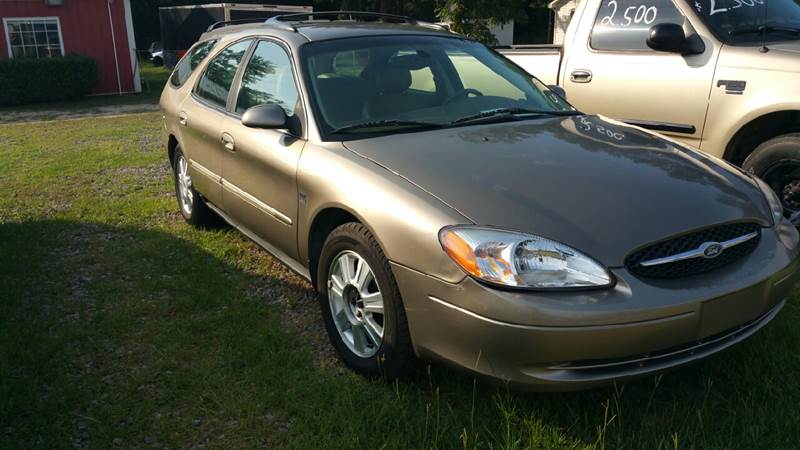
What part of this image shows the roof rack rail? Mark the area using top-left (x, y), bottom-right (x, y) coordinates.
top-left (206, 18), bottom-right (269, 32)
top-left (264, 11), bottom-right (449, 32)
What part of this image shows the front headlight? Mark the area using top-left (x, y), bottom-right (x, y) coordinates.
top-left (754, 177), bottom-right (784, 225)
top-left (439, 226), bottom-right (613, 289)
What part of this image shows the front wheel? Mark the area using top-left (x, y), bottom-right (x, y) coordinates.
top-left (316, 223), bottom-right (415, 379)
top-left (743, 133), bottom-right (800, 219)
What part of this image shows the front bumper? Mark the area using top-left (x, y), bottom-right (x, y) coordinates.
top-left (393, 223), bottom-right (800, 391)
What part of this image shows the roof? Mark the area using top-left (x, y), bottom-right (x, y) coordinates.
top-left (292, 22), bottom-right (456, 41)
top-left (200, 13), bottom-right (458, 44)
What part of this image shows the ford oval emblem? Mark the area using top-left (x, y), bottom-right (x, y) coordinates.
top-left (702, 242), bottom-right (724, 259)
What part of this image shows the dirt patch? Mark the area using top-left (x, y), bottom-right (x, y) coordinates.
top-left (0, 103), bottom-right (160, 124)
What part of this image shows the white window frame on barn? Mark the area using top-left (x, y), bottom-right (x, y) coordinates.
top-left (3, 17), bottom-right (65, 59)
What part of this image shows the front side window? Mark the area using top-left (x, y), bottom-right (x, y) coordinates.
top-left (194, 39), bottom-right (253, 109)
top-left (301, 35), bottom-right (574, 138)
top-left (170, 39), bottom-right (217, 87)
top-left (690, 0), bottom-right (800, 44)
top-left (591, 0), bottom-right (685, 50)
top-left (4, 18), bottom-right (63, 58)
top-left (235, 41), bottom-right (300, 116)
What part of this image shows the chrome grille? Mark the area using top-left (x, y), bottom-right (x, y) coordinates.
top-left (625, 222), bottom-right (761, 279)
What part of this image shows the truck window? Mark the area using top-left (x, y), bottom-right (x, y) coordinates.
top-left (591, 0), bottom-right (685, 51)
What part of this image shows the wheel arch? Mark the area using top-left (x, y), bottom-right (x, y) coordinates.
top-left (723, 110), bottom-right (800, 166)
top-left (167, 134), bottom-right (179, 166)
top-left (306, 205), bottom-right (377, 289)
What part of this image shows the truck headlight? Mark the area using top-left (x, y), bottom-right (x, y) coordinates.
top-left (755, 177), bottom-right (784, 225)
top-left (439, 226), bottom-right (613, 289)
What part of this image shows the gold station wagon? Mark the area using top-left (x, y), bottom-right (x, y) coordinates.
top-left (161, 12), bottom-right (800, 390)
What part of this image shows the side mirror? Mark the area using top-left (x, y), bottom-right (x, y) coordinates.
top-left (241, 104), bottom-right (287, 129)
top-left (646, 23), bottom-right (704, 55)
top-left (547, 84), bottom-right (567, 100)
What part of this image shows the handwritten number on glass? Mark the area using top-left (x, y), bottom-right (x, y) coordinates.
top-left (601, 1), bottom-right (659, 27)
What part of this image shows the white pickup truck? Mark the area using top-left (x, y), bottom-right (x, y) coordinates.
top-left (498, 0), bottom-right (800, 218)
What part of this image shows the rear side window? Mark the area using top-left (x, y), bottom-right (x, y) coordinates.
top-left (194, 39), bottom-right (253, 109)
top-left (170, 40), bottom-right (217, 87)
top-left (235, 41), bottom-right (300, 116)
top-left (590, 0), bottom-right (684, 51)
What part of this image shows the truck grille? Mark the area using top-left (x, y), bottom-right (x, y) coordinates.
top-left (625, 222), bottom-right (761, 279)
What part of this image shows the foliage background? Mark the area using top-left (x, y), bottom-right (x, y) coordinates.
top-left (131, 0), bottom-right (552, 47)
top-left (0, 54), bottom-right (98, 106)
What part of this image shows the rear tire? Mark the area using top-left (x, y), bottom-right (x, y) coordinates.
top-left (172, 146), bottom-right (217, 228)
top-left (742, 133), bottom-right (800, 218)
top-left (316, 222), bottom-right (415, 379)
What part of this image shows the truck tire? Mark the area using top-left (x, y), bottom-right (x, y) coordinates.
top-left (316, 222), bottom-right (416, 380)
top-left (742, 133), bottom-right (800, 218)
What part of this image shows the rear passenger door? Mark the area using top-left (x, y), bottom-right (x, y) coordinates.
top-left (563, 0), bottom-right (719, 147)
top-left (180, 38), bottom-right (253, 207)
top-left (219, 39), bottom-right (306, 262)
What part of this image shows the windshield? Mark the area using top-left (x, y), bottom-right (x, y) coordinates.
top-left (300, 35), bottom-right (575, 138)
top-left (690, 0), bottom-right (800, 43)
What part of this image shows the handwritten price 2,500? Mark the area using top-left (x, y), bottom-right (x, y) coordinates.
top-left (600, 1), bottom-right (659, 27)
top-left (707, 0), bottom-right (764, 16)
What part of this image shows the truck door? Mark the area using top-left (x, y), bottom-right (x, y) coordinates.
top-left (563, 0), bottom-right (720, 148)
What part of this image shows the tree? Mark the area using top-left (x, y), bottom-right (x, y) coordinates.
top-left (435, 0), bottom-right (529, 44)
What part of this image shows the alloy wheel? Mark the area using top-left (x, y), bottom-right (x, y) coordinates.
top-left (761, 159), bottom-right (800, 219)
top-left (176, 155), bottom-right (194, 215)
top-left (327, 250), bottom-right (385, 358)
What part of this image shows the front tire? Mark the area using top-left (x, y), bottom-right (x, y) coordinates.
top-left (316, 223), bottom-right (415, 379)
top-left (172, 147), bottom-right (217, 227)
top-left (743, 133), bottom-right (800, 218)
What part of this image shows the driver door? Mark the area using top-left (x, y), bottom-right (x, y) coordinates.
top-left (220, 39), bottom-right (306, 261)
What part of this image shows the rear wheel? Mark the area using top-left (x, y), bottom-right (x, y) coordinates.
top-left (172, 147), bottom-right (217, 227)
top-left (316, 223), bottom-right (415, 379)
top-left (742, 133), bottom-right (800, 219)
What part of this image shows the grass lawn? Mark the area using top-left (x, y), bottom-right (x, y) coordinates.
top-left (1, 112), bottom-right (799, 449)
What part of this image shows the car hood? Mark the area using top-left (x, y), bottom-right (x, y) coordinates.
top-left (342, 115), bottom-right (770, 266)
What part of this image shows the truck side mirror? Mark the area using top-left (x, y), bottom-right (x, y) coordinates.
top-left (646, 23), bottom-right (704, 55)
top-left (241, 104), bottom-right (288, 129)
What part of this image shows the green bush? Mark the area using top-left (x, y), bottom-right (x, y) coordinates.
top-left (0, 54), bottom-right (99, 106)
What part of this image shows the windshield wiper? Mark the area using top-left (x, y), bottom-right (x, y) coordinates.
top-left (332, 119), bottom-right (443, 134)
top-left (729, 25), bottom-right (800, 36)
top-left (450, 107), bottom-right (579, 125)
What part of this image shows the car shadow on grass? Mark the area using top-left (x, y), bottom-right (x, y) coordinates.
top-left (1, 219), bottom-right (797, 449)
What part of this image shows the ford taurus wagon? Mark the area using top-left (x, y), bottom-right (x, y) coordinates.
top-left (160, 12), bottom-right (800, 390)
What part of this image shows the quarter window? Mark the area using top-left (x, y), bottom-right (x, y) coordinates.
top-left (195, 39), bottom-right (253, 109)
top-left (170, 39), bottom-right (217, 87)
top-left (235, 41), bottom-right (300, 116)
top-left (591, 0), bottom-right (685, 51)
top-left (4, 17), bottom-right (63, 58)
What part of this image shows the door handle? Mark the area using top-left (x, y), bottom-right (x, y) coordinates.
top-left (221, 133), bottom-right (235, 152)
top-left (178, 111), bottom-right (188, 126)
top-left (570, 70), bottom-right (593, 83)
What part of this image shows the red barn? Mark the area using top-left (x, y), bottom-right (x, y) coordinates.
top-left (0, 0), bottom-right (141, 95)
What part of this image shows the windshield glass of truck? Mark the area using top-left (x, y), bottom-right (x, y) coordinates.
top-left (300, 35), bottom-right (575, 136)
top-left (690, 0), bottom-right (800, 43)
